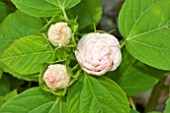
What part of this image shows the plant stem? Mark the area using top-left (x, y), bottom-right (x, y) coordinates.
top-left (39, 16), bottom-right (56, 32)
top-left (72, 35), bottom-right (76, 45)
top-left (28, 82), bottom-right (32, 88)
top-left (75, 69), bottom-right (82, 79)
top-left (94, 23), bottom-right (97, 32)
top-left (64, 45), bottom-right (76, 48)
top-left (129, 97), bottom-right (136, 110)
top-left (62, 8), bottom-right (68, 21)
top-left (145, 76), bottom-right (167, 112)
top-left (120, 40), bottom-right (126, 49)
top-left (72, 64), bottom-right (79, 71)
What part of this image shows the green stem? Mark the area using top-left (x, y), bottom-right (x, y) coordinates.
top-left (120, 40), bottom-right (126, 49)
top-left (72, 64), bottom-right (79, 71)
top-left (62, 8), bottom-right (68, 21)
top-left (28, 82), bottom-right (32, 88)
top-left (129, 97), bottom-right (136, 110)
top-left (75, 69), bottom-right (82, 78)
top-left (40, 16), bottom-right (56, 32)
top-left (145, 76), bottom-right (167, 112)
top-left (94, 23), bottom-right (97, 32)
top-left (68, 69), bottom-right (82, 87)
top-left (108, 29), bottom-right (116, 34)
top-left (72, 34), bottom-right (76, 45)
top-left (64, 45), bottom-right (76, 48)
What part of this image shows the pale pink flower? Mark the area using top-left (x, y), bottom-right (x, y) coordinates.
top-left (75, 33), bottom-right (122, 76)
top-left (48, 22), bottom-right (72, 46)
top-left (43, 64), bottom-right (70, 90)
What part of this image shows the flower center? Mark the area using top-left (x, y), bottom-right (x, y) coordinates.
top-left (56, 29), bottom-right (63, 35)
top-left (49, 75), bottom-right (56, 83)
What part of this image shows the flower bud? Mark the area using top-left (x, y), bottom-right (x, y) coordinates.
top-left (48, 22), bottom-right (72, 46)
top-left (43, 64), bottom-right (70, 90)
top-left (75, 33), bottom-right (122, 76)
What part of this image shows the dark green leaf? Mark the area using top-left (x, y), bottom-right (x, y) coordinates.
top-left (0, 87), bottom-right (67, 113)
top-left (11, 0), bottom-right (81, 17)
top-left (147, 112), bottom-right (161, 113)
top-left (68, 0), bottom-right (102, 31)
top-left (0, 1), bottom-right (11, 23)
top-left (6, 74), bottom-right (24, 90)
top-left (0, 75), bottom-right (9, 96)
top-left (0, 68), bottom-right (3, 78)
top-left (115, 49), bottom-right (164, 96)
top-left (0, 10), bottom-right (43, 56)
top-left (118, 0), bottom-right (170, 70)
top-left (67, 74), bottom-right (130, 113)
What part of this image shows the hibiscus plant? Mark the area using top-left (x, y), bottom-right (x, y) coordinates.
top-left (0, 0), bottom-right (170, 113)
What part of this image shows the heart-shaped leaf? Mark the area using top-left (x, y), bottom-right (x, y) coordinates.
top-left (119, 0), bottom-right (170, 70)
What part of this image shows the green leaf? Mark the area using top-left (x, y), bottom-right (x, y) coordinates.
top-left (164, 87), bottom-right (170, 113)
top-left (118, 0), bottom-right (170, 70)
top-left (11, 0), bottom-right (81, 17)
top-left (6, 74), bottom-right (24, 90)
top-left (130, 109), bottom-right (140, 113)
top-left (0, 89), bottom-right (18, 107)
top-left (0, 87), bottom-right (67, 113)
top-left (147, 112), bottom-right (161, 113)
top-left (67, 74), bottom-right (130, 113)
top-left (115, 49), bottom-right (164, 96)
top-left (0, 1), bottom-right (11, 23)
top-left (0, 35), bottom-right (54, 81)
top-left (0, 74), bottom-right (23, 96)
top-left (0, 68), bottom-right (3, 78)
top-left (0, 66), bottom-right (38, 81)
top-left (0, 10), bottom-right (43, 55)
top-left (68, 0), bottom-right (102, 31)
top-left (0, 75), bottom-right (10, 96)
top-left (54, 97), bottom-right (68, 113)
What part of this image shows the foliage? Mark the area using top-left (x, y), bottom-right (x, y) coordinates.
top-left (0, 0), bottom-right (169, 113)
top-left (164, 87), bottom-right (170, 113)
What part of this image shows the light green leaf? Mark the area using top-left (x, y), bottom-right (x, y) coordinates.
top-left (118, 0), bottom-right (170, 70)
top-left (164, 87), bottom-right (170, 113)
top-left (0, 35), bottom-right (54, 80)
top-left (0, 10), bottom-right (43, 56)
top-left (11, 0), bottom-right (81, 17)
top-left (68, 0), bottom-right (102, 31)
top-left (114, 49), bottom-right (164, 96)
top-left (0, 87), bottom-right (67, 113)
top-left (0, 66), bottom-right (38, 81)
top-left (0, 89), bottom-right (17, 107)
top-left (67, 74), bottom-right (130, 113)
